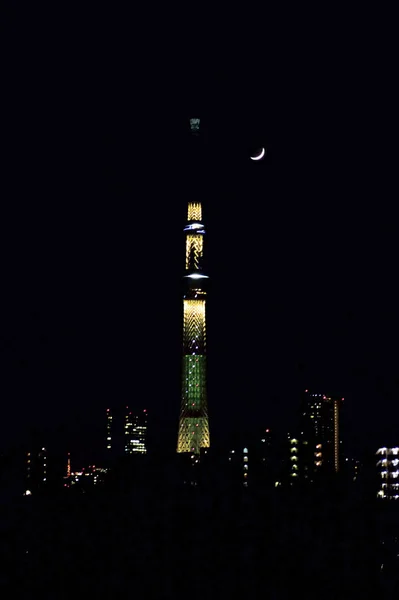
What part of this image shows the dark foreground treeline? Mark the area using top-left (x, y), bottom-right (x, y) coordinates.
top-left (1, 470), bottom-right (397, 600)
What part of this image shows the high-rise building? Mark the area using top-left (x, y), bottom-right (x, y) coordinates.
top-left (106, 408), bottom-right (112, 451)
top-left (227, 447), bottom-right (250, 487)
top-left (25, 447), bottom-right (47, 494)
top-left (298, 390), bottom-right (343, 478)
top-left (224, 428), bottom-right (278, 489)
top-left (177, 118), bottom-right (210, 456)
top-left (105, 406), bottom-right (148, 459)
top-left (257, 428), bottom-right (274, 473)
top-left (376, 447), bottom-right (399, 499)
top-left (248, 428), bottom-right (277, 488)
top-left (287, 433), bottom-right (300, 482)
top-left (124, 408), bottom-right (148, 455)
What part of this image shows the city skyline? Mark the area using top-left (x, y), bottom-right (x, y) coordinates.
top-left (2, 22), bottom-right (398, 461)
top-left (2, 8), bottom-right (399, 597)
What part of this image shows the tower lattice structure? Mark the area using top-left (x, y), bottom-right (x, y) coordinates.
top-left (177, 194), bottom-right (210, 454)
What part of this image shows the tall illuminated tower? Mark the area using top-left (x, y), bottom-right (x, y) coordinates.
top-left (177, 118), bottom-right (210, 455)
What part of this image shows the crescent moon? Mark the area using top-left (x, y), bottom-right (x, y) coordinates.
top-left (250, 147), bottom-right (265, 161)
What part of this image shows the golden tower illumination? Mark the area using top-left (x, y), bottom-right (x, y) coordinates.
top-left (177, 193), bottom-right (210, 454)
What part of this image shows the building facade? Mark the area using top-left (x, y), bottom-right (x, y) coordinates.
top-left (106, 408), bottom-right (112, 451)
top-left (376, 447), bottom-right (399, 499)
top-left (124, 408), bottom-right (148, 455)
top-left (291, 390), bottom-right (343, 482)
top-left (105, 406), bottom-right (148, 458)
top-left (25, 447), bottom-right (47, 494)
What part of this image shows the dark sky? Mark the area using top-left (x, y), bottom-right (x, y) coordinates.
top-left (1, 7), bottom-right (398, 462)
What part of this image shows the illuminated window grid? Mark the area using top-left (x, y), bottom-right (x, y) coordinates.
top-left (124, 414), bottom-right (147, 455)
top-left (187, 202), bottom-right (202, 222)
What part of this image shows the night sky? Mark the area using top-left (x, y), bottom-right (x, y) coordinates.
top-left (2, 7), bottom-right (398, 462)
